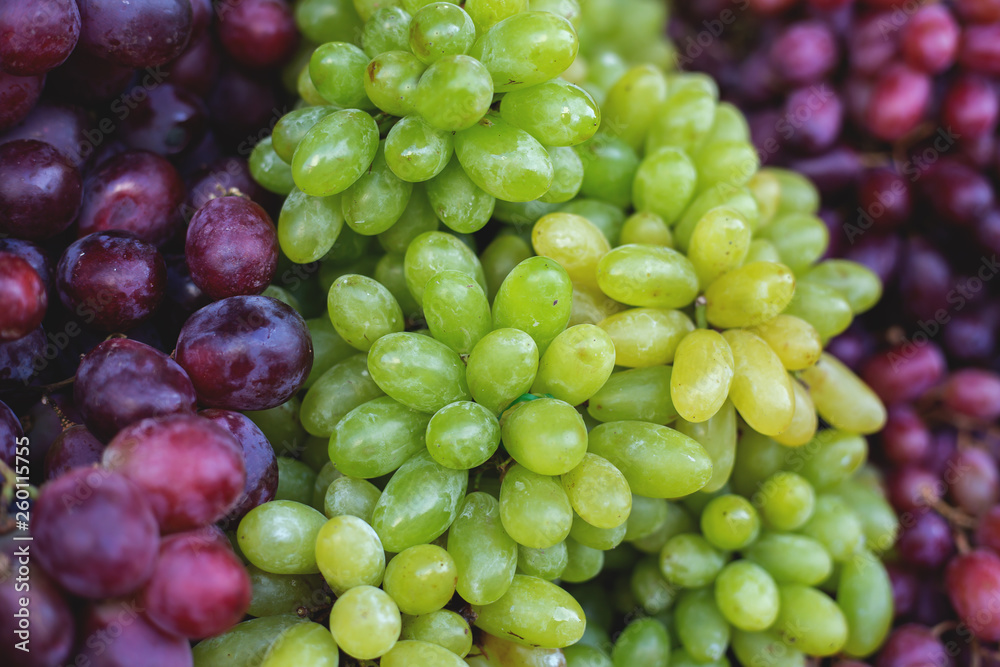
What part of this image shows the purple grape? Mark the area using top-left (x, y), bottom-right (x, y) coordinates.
top-left (43, 424), bottom-right (105, 479)
top-left (164, 255), bottom-right (211, 314)
top-left (897, 511), bottom-right (955, 570)
top-left (71, 599), bottom-right (194, 667)
top-left (0, 326), bottom-right (45, 392)
top-left (32, 467), bottom-right (159, 599)
top-left (942, 73), bottom-right (999, 139)
top-left (189, 0), bottom-right (213, 37)
top-left (861, 342), bottom-right (947, 405)
top-left (0, 0), bottom-right (80, 75)
top-left (787, 145), bottom-right (860, 195)
top-left (0, 251), bottom-right (47, 342)
top-left (944, 309), bottom-right (997, 363)
top-left (200, 409), bottom-right (278, 524)
top-left (0, 399), bottom-right (23, 468)
top-left (73, 338), bottom-right (197, 441)
top-left (782, 85), bottom-right (843, 155)
top-left (883, 404), bottom-right (931, 465)
top-left (0, 102), bottom-right (90, 167)
top-left (56, 231), bottom-right (167, 332)
top-left (887, 466), bottom-right (942, 514)
top-left (769, 21), bottom-right (838, 85)
top-left (843, 233), bottom-right (901, 285)
top-left (942, 369), bottom-right (1000, 423)
top-left (976, 505), bottom-right (1000, 553)
top-left (0, 139), bottom-right (83, 241)
top-left (960, 23), bottom-right (1000, 75)
top-left (876, 624), bottom-right (952, 667)
top-left (826, 327), bottom-right (876, 370)
top-left (948, 446), bottom-right (1000, 516)
top-left (887, 563), bottom-right (918, 618)
top-left (164, 30), bottom-right (220, 98)
top-left (0, 70), bottom-right (43, 131)
top-left (76, 0), bottom-right (192, 68)
top-left (45, 48), bottom-right (134, 105)
top-left (857, 168), bottom-right (911, 232)
top-left (118, 83), bottom-right (208, 157)
top-left (956, 0), bottom-right (1000, 23)
top-left (186, 157), bottom-right (264, 211)
top-left (0, 239), bottom-right (52, 290)
top-left (923, 160), bottom-right (995, 228)
top-left (207, 66), bottom-right (280, 149)
top-left (865, 63), bottom-right (931, 142)
top-left (947, 550), bottom-right (1000, 641)
top-left (217, 0), bottom-right (298, 70)
top-left (900, 4), bottom-right (960, 74)
top-left (897, 239), bottom-right (954, 322)
top-left (175, 296), bottom-right (312, 411)
top-left (848, 12), bottom-right (899, 76)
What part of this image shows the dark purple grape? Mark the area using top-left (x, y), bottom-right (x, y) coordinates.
top-left (0, 251), bottom-right (47, 342)
top-left (56, 231), bottom-right (167, 332)
top-left (942, 369), bottom-right (1000, 423)
top-left (76, 151), bottom-right (186, 245)
top-left (189, 0), bottom-right (213, 37)
top-left (942, 74), bottom-right (999, 140)
top-left (787, 145), bottom-right (860, 195)
top-left (944, 309), bottom-right (997, 363)
top-left (843, 232), bottom-right (901, 285)
top-left (861, 342), bottom-right (946, 405)
top-left (0, 70), bottom-right (43, 131)
top-left (843, 73), bottom-right (875, 128)
top-left (0, 139), bottom-right (82, 241)
top-left (175, 296), bottom-right (312, 411)
top-left (900, 4), bottom-right (959, 74)
top-left (865, 63), bottom-right (931, 142)
top-left (732, 51), bottom-right (782, 107)
top-left (0, 102), bottom-right (90, 166)
top-left (857, 168), bottom-right (911, 232)
top-left (200, 409), bottom-right (278, 524)
top-left (769, 21), bottom-right (838, 86)
top-left (947, 550), bottom-right (1000, 641)
top-left (119, 83), bottom-right (208, 157)
top-left (923, 160), bottom-right (995, 228)
top-left (74, 338), bottom-right (197, 441)
top-left (164, 30), bottom-right (220, 98)
top-left (747, 0), bottom-right (798, 15)
top-left (33, 467), bottom-right (159, 598)
top-left (185, 196), bottom-right (278, 301)
top-left (0, 239), bottom-right (52, 290)
top-left (897, 239), bottom-right (954, 322)
top-left (849, 12), bottom-right (898, 76)
top-left (883, 404), bottom-right (931, 465)
top-left (956, 0), bottom-right (1000, 23)
top-left (45, 48), bottom-right (134, 105)
top-left (976, 505), bottom-right (1000, 553)
top-left (217, 0), bottom-right (298, 70)
top-left (141, 530), bottom-right (251, 639)
top-left (887, 564), bottom-right (918, 618)
top-left (0, 326), bottom-right (45, 392)
top-left (43, 424), bottom-right (104, 479)
top-left (826, 327), bottom-right (876, 370)
top-left (887, 466), bottom-right (942, 514)
top-left (782, 85), bottom-right (842, 155)
top-left (207, 66), bottom-right (280, 149)
top-left (76, 0), bottom-right (192, 68)
top-left (876, 624), bottom-right (952, 667)
top-left (186, 157), bottom-right (263, 212)
top-left (103, 413), bottom-right (246, 533)
top-left (960, 24), bottom-right (1000, 75)
top-left (897, 511), bottom-right (954, 570)
top-left (948, 446), bottom-right (1000, 516)
top-left (164, 255), bottom-right (211, 314)
top-left (72, 599), bottom-right (194, 667)
top-left (0, 0), bottom-right (80, 75)
top-left (0, 399), bottom-right (22, 468)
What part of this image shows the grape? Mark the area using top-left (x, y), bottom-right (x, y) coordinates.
top-left (448, 492), bottom-right (518, 604)
top-left (400, 610), bottom-right (472, 656)
top-left (385, 114), bottom-right (454, 183)
top-left (865, 64), bottom-right (932, 142)
top-left (367, 332), bottom-right (470, 413)
top-left (675, 402), bottom-right (738, 492)
top-left (382, 639), bottom-right (467, 666)
top-left (744, 533), bottom-right (831, 586)
top-left (799, 494), bottom-right (864, 562)
top-left (74, 599), bottom-right (194, 666)
top-left (472, 574), bottom-right (585, 648)
top-left (0, 139), bottom-right (82, 241)
top-left (315, 514), bottom-right (386, 594)
top-left (598, 308), bottom-right (693, 368)
top-left (601, 64), bottom-right (668, 150)
top-left (238, 500), bottom-right (327, 575)
top-left (382, 544), bottom-right (457, 615)
top-left (423, 270), bottom-right (492, 354)
top-left (408, 2), bottom-right (475, 63)
top-left (275, 457), bottom-right (317, 505)
top-left (470, 11), bottom-right (578, 92)
top-left (425, 400), bottom-right (500, 469)
top-left (259, 621), bottom-right (339, 667)
top-left (897, 512), bottom-right (954, 571)
top-left (499, 464), bottom-right (573, 549)
top-left (502, 398), bottom-right (587, 476)
top-left (0, 70), bottom-right (42, 131)
top-left (590, 366), bottom-right (676, 424)
top-left (562, 453), bottom-right (632, 530)
top-left (659, 533), bottom-right (727, 588)
top-left (769, 21), bottom-right (837, 86)
top-left (192, 615), bottom-right (305, 666)
top-left (302, 354), bottom-right (384, 437)
top-left (575, 135), bottom-right (640, 209)
top-left (0, 252), bottom-right (46, 341)
top-left (802, 353), bottom-right (887, 434)
top-left (722, 329), bottom-right (795, 436)
top-left (217, 0), bottom-right (296, 69)
top-left (0, 0), bottom-right (80, 75)
top-left (701, 495), bottom-right (761, 551)
top-left (501, 80), bottom-right (600, 147)
top-left (731, 629), bottom-right (804, 667)
top-left (611, 618), bottom-right (670, 667)
top-left (772, 585), bottom-right (848, 656)
top-left (76, 0), bottom-right (191, 67)
top-left (329, 396), bottom-right (430, 477)
top-left (42, 424), bottom-right (102, 479)
top-left (675, 588), bottom-right (730, 662)
top-left (875, 624), bottom-right (951, 667)
top-left (329, 585), bottom-right (402, 659)
top-left (454, 113), bottom-right (554, 202)
top-left (714, 560), bottom-right (779, 631)
top-left (670, 330), bottom-right (733, 423)
top-left (839, 552), bottom-right (894, 658)
top-left (291, 109), bottom-right (380, 198)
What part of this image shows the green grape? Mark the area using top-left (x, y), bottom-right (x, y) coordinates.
top-left (301, 354), bottom-right (384, 437)
top-left (588, 366), bottom-right (676, 424)
top-left (384, 114), bottom-right (454, 183)
top-left (714, 561), bottom-right (779, 632)
top-left (400, 610), bottom-right (473, 657)
top-left (539, 145), bottom-right (585, 203)
top-left (371, 451), bottom-right (467, 551)
top-left (757, 213), bottom-right (828, 274)
top-left (598, 308), bottom-right (694, 368)
top-left (324, 476), bottom-right (382, 521)
top-left (425, 401), bottom-right (500, 469)
top-left (454, 114), bottom-right (554, 202)
top-left (632, 147), bottom-right (698, 225)
top-left (297, 64), bottom-right (328, 107)
top-left (260, 621), bottom-right (339, 667)
top-left (564, 644), bottom-right (613, 667)
top-left (472, 574), bottom-right (586, 648)
top-left (309, 42), bottom-right (372, 108)
top-left (755, 471), bottom-right (815, 531)
top-left (246, 398), bottom-right (306, 456)
top-left (670, 649), bottom-right (729, 667)
top-left (365, 50), bottom-right (426, 116)
top-left (250, 136), bottom-right (295, 195)
top-left (675, 588), bottom-right (730, 663)
top-left (342, 143), bottom-right (414, 235)
top-left (793, 430), bottom-right (867, 490)
top-left (783, 280), bottom-right (852, 343)
top-left (534, 326), bottom-right (616, 405)
top-left (500, 80), bottom-right (600, 147)
top-left (448, 492), bottom-right (518, 605)
top-left (674, 188), bottom-right (760, 253)
top-left (321, 223), bottom-right (372, 265)
top-left (601, 64), bottom-right (668, 150)
top-left (744, 532), bottom-right (832, 586)
top-left (571, 513), bottom-right (627, 551)
top-left (730, 430), bottom-right (789, 499)
top-left (423, 270), bottom-right (492, 354)
top-left (492, 256), bottom-right (573, 354)
top-left (704, 101), bottom-right (750, 145)
top-left (611, 618), bottom-right (670, 667)
top-left (597, 244), bottom-right (699, 309)
top-left (247, 566), bottom-right (326, 618)
top-left (670, 330), bottom-right (734, 423)
top-left (559, 198), bottom-right (627, 244)
top-left (470, 11), bottom-right (578, 92)
top-left (193, 615), bottom-right (306, 667)
top-left (704, 261), bottom-right (795, 329)
top-left (575, 133), bottom-right (639, 208)
top-left (381, 639), bottom-right (467, 666)
top-left (561, 453), bottom-right (631, 530)
top-left (658, 533), bottom-right (726, 588)
top-left (629, 555), bottom-right (676, 614)
top-left (688, 207), bottom-right (751, 287)
top-left (414, 55), bottom-right (494, 130)
top-left (292, 110), bottom-right (379, 197)
top-left (798, 353), bottom-right (887, 435)
top-left (378, 188), bottom-right (440, 253)
top-left (748, 170), bottom-right (781, 228)
top-left (802, 259), bottom-right (882, 315)
top-left (382, 544), bottom-right (457, 615)
top-left (362, 6), bottom-right (413, 56)
top-left (329, 585), bottom-right (401, 659)
top-left (530, 0), bottom-right (580, 24)
top-left (772, 585), bottom-right (848, 656)
top-left (674, 402), bottom-right (737, 494)
top-left (422, 157), bottom-right (496, 233)
top-left (464, 0), bottom-right (525, 33)
top-left (517, 542), bottom-right (569, 580)
top-left (273, 106), bottom-right (340, 164)
top-left (694, 141), bottom-right (759, 194)
top-left (832, 476), bottom-right (898, 553)
top-left (629, 501), bottom-right (695, 553)
top-left (315, 514), bottom-right (385, 594)
top-left (367, 332), bottom-right (471, 413)
top-left (403, 230), bottom-right (487, 305)
top-left (701, 495), bottom-right (761, 551)
top-left (747, 314), bottom-right (822, 372)
top-left (328, 396), bottom-right (431, 478)
top-left (401, 0), bottom-right (456, 10)
top-left (731, 629), bottom-right (805, 667)
top-left (375, 253), bottom-right (422, 320)
top-left (304, 317), bottom-right (354, 389)
top-left (327, 274), bottom-right (403, 351)
top-left (620, 211), bottom-right (672, 247)
top-left (312, 461), bottom-right (343, 510)
top-left (769, 167), bottom-right (820, 217)
top-left (480, 632), bottom-right (573, 666)
top-left (278, 187), bottom-right (343, 265)
top-left (501, 398), bottom-right (588, 476)
top-left (562, 538), bottom-right (604, 583)
top-left (408, 2), bottom-right (475, 63)
top-left (645, 81), bottom-right (717, 155)
top-left (531, 212), bottom-right (610, 292)
top-left (238, 501), bottom-right (327, 575)
top-left (722, 329), bottom-right (795, 437)
top-left (353, 0), bottom-right (403, 20)
top-left (500, 464), bottom-right (574, 549)
top-left (837, 551), bottom-right (893, 658)
top-left (798, 494), bottom-right (864, 562)
top-left (570, 285), bottom-right (624, 327)
top-left (481, 234), bottom-right (533, 300)
top-left (773, 379), bottom-right (817, 447)
top-left (296, 0), bottom-right (363, 43)
top-left (466, 328), bottom-right (539, 414)
top-left (275, 457), bottom-right (317, 504)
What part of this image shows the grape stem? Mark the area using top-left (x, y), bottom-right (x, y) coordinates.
top-left (694, 296), bottom-right (708, 330)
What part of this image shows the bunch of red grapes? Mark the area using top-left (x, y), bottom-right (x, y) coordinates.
top-left (675, 0), bottom-right (1000, 665)
top-left (0, 1), bottom-right (317, 665)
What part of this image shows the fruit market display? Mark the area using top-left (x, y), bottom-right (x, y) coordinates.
top-left (0, 0), bottom-right (904, 666)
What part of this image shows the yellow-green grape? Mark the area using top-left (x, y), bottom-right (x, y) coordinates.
top-left (353, 0), bottom-right (402, 20)
top-left (291, 110), bottom-right (380, 197)
top-left (744, 532), bottom-right (832, 587)
top-left (238, 501), bottom-right (327, 575)
top-left (314, 514), bottom-right (385, 594)
top-left (743, 239), bottom-right (780, 265)
top-left (466, 328), bottom-right (539, 414)
top-left (755, 471), bottom-right (815, 531)
top-left (364, 50), bottom-right (426, 116)
top-left (424, 159), bottom-right (496, 234)
top-left (598, 308), bottom-right (694, 367)
top-left (327, 274), bottom-right (402, 352)
top-left (687, 207), bottom-right (751, 287)
top-left (492, 256), bottom-right (573, 354)
top-left (770, 167), bottom-right (820, 217)
top-left (400, 610), bottom-right (473, 657)
top-left (273, 106), bottom-right (340, 163)
top-left (455, 114), bottom-right (554, 202)
top-left (342, 144), bottom-right (414, 236)
top-left (500, 79), bottom-right (600, 147)
top-left (757, 213), bottom-right (828, 274)
top-left (312, 462), bottom-right (343, 512)
top-left (500, 464), bottom-right (574, 549)
top-left (501, 398), bottom-right (588, 476)
top-left (802, 259), bottom-right (882, 315)
top-left (382, 544), bottom-right (457, 615)
top-left (562, 538), bottom-right (605, 583)
top-left (772, 585), bottom-right (848, 656)
top-left (448, 492), bottom-right (518, 605)
top-left (564, 644), bottom-right (614, 667)
top-left (367, 332), bottom-right (471, 413)
top-left (408, 2), bottom-right (475, 64)
top-left (324, 476), bottom-right (382, 522)
top-left (798, 495), bottom-right (864, 562)
top-left (674, 401), bottom-right (737, 494)
top-left (560, 198), bottom-right (626, 244)
top-left (297, 63), bottom-right (328, 107)
top-left (192, 616), bottom-right (305, 665)
top-left (575, 134), bottom-right (640, 209)
top-left (278, 188), bottom-right (344, 265)
top-left (620, 211), bottom-right (672, 247)
top-left (632, 148), bottom-right (698, 225)
top-left (401, 0), bottom-right (456, 12)
top-left (645, 79), bottom-right (717, 156)
top-left (371, 451), bottom-right (468, 552)
top-left (730, 430), bottom-right (790, 498)
top-left (701, 495), bottom-right (761, 551)
top-left (470, 12), bottom-right (579, 92)
top-left (381, 639), bottom-right (466, 667)
top-left (714, 561), bottom-right (779, 632)
top-left (601, 64), bottom-right (669, 150)
top-left (669, 649), bottom-right (728, 667)
top-left (481, 234), bottom-right (533, 300)
top-left (472, 575), bottom-right (586, 648)
top-left (747, 314), bottom-right (822, 371)
top-left (674, 588), bottom-right (730, 663)
top-left (588, 366), bottom-right (676, 424)
top-left (375, 253), bottom-right (422, 320)
top-left (275, 458), bottom-right (317, 504)
top-left (629, 555), bottom-right (675, 614)
top-left (260, 621), bottom-right (339, 667)
top-left (798, 353), bottom-right (887, 434)
top-left (530, 0), bottom-right (580, 25)
top-left (597, 244), bottom-right (699, 309)
top-left (588, 421), bottom-right (712, 498)
top-left (773, 379), bottom-right (817, 447)
top-left (296, 0), bottom-right (363, 41)
top-left (704, 101), bottom-right (750, 145)
top-left (571, 513), bottom-right (627, 551)
top-left (423, 270), bottom-right (492, 355)
top-left (531, 212), bottom-right (610, 292)
top-left (837, 551), bottom-right (893, 658)
top-left (362, 6), bottom-right (412, 57)
top-left (670, 329), bottom-right (734, 423)
top-left (832, 476), bottom-right (898, 553)
top-left (250, 136), bottom-right (295, 196)
top-left (783, 280), bottom-right (852, 342)
top-left (623, 495), bottom-right (669, 542)
top-left (329, 585), bottom-right (401, 659)
top-left (414, 55), bottom-right (494, 131)
top-left (246, 397), bottom-right (306, 456)
top-left (795, 430), bottom-right (867, 490)
top-left (304, 317), bottom-right (355, 389)
top-left (425, 401), bottom-right (500, 469)
top-left (704, 261), bottom-right (796, 329)
top-left (694, 141), bottom-right (759, 194)
top-left (309, 42), bottom-right (372, 109)
top-left (674, 187), bottom-right (760, 252)
top-left (611, 618), bottom-right (670, 667)
top-left (561, 453), bottom-right (632, 529)
top-left (731, 629), bottom-right (805, 667)
top-left (531, 325), bottom-right (615, 405)
top-left (517, 542), bottom-right (568, 580)
top-left (480, 632), bottom-right (569, 666)
top-left (722, 329), bottom-right (795, 437)
top-left (464, 0), bottom-right (525, 33)
top-left (569, 285), bottom-right (625, 327)
top-left (748, 169), bottom-right (781, 229)
top-left (384, 115), bottom-right (453, 183)
top-left (246, 566), bottom-right (325, 618)
top-left (540, 145), bottom-right (585, 203)
top-left (328, 396), bottom-right (431, 477)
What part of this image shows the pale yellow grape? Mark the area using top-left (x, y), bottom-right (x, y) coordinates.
top-left (674, 400), bottom-right (737, 494)
top-left (748, 314), bottom-right (822, 371)
top-left (465, 328), bottom-right (539, 415)
top-left (722, 329), bottom-right (795, 437)
top-left (531, 212), bottom-right (610, 291)
top-left (687, 206), bottom-right (751, 287)
top-left (600, 64), bottom-right (669, 150)
top-left (260, 621), bottom-right (339, 667)
top-left (568, 285), bottom-right (625, 327)
top-left (314, 515), bottom-right (385, 594)
top-left (381, 640), bottom-right (467, 667)
top-left (531, 324), bottom-right (616, 406)
top-left (382, 544), bottom-right (457, 615)
top-left (561, 453), bottom-right (631, 529)
top-left (758, 213), bottom-right (829, 274)
top-left (479, 633), bottom-right (569, 666)
top-left (798, 353), bottom-right (887, 434)
top-left (674, 186), bottom-right (760, 251)
top-left (501, 397), bottom-right (588, 476)
top-left (744, 238), bottom-right (782, 264)
top-left (471, 575), bottom-right (586, 648)
top-left (329, 585), bottom-right (401, 659)
top-left (464, 0), bottom-right (526, 34)
top-left (598, 308), bottom-right (694, 367)
top-left (704, 261), bottom-right (796, 329)
top-left (773, 379), bottom-right (817, 447)
top-left (596, 244), bottom-right (699, 309)
top-left (748, 169), bottom-right (781, 229)
top-left (619, 211), bottom-right (673, 247)
top-left (670, 329), bottom-right (734, 423)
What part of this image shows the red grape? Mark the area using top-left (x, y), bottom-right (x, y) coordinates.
top-left (120, 84), bottom-right (208, 157)
top-left (43, 424), bottom-right (105, 480)
top-left (217, 0), bottom-right (298, 70)
top-left (861, 343), bottom-right (947, 405)
top-left (769, 21), bottom-right (838, 86)
top-left (942, 369), bottom-right (1000, 422)
top-left (959, 23), bottom-right (1000, 74)
top-left (200, 409), bottom-right (279, 524)
top-left (900, 5), bottom-right (960, 74)
top-left (942, 74), bottom-right (999, 139)
top-left (876, 624), bottom-right (952, 667)
top-left (0, 252), bottom-right (47, 342)
top-left (865, 64), bottom-right (931, 142)
top-left (0, 0), bottom-right (80, 76)
top-left (897, 511), bottom-right (955, 570)
top-left (976, 505), bottom-right (1000, 553)
top-left (946, 549), bottom-right (1000, 641)
top-left (883, 404), bottom-right (931, 465)
top-left (0, 70), bottom-right (43, 131)
top-left (0, 139), bottom-right (82, 241)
